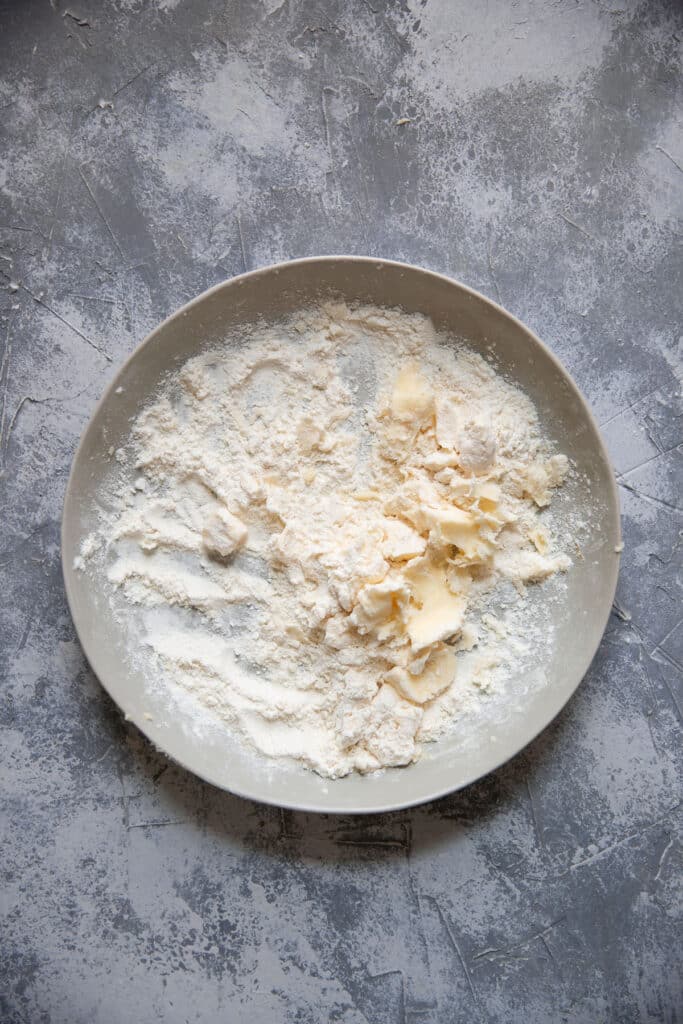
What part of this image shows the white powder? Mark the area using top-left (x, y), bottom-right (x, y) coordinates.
top-left (78, 303), bottom-right (575, 778)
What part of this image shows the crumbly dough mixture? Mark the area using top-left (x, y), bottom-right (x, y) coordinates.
top-left (77, 304), bottom-right (572, 778)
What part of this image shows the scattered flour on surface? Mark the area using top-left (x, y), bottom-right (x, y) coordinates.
top-left (77, 303), bottom-right (576, 778)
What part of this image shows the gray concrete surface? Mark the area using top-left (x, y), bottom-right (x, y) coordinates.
top-left (1, 1), bottom-right (682, 1021)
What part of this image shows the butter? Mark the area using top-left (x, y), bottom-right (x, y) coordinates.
top-left (297, 415), bottom-right (325, 453)
top-left (520, 455), bottom-right (568, 507)
top-left (403, 556), bottom-right (466, 650)
top-left (529, 526), bottom-right (550, 554)
top-left (385, 646), bottom-right (456, 704)
top-left (391, 363), bottom-right (434, 422)
top-left (475, 482), bottom-right (501, 511)
top-left (381, 518), bottom-right (427, 561)
top-left (350, 573), bottom-right (410, 639)
top-left (426, 505), bottom-right (491, 561)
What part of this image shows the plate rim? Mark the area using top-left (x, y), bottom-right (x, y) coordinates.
top-left (61, 254), bottom-right (621, 814)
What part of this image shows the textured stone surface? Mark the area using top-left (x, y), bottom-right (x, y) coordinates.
top-left (1, 1), bottom-right (682, 1021)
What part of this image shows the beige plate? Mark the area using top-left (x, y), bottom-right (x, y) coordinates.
top-left (62, 256), bottom-right (621, 813)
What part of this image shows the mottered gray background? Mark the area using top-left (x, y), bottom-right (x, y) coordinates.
top-left (1, 1), bottom-right (681, 1021)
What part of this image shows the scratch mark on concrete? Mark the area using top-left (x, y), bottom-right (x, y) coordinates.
top-left (63, 10), bottom-right (91, 29)
top-left (344, 74), bottom-right (380, 99)
top-left (618, 480), bottom-right (682, 515)
top-left (558, 211), bottom-right (594, 239)
top-left (112, 63), bottom-right (155, 100)
top-left (659, 669), bottom-right (683, 720)
top-left (655, 145), bottom-right (683, 175)
top-left (5, 396), bottom-right (38, 447)
top-left (642, 410), bottom-right (665, 454)
top-left (366, 970), bottom-right (406, 1022)
top-left (77, 166), bottom-right (125, 259)
top-left (0, 224), bottom-right (35, 233)
top-left (654, 835), bottom-right (674, 882)
top-left (526, 778), bottom-right (545, 850)
top-left (128, 819), bottom-right (186, 830)
top-left (67, 293), bottom-right (116, 305)
top-left (0, 274), bottom-right (110, 362)
top-left (0, 326), bottom-right (12, 460)
top-left (565, 805), bottom-right (680, 875)
top-left (253, 79), bottom-right (281, 108)
top-left (117, 765), bottom-right (130, 829)
top-left (598, 381), bottom-right (667, 427)
top-left (618, 443), bottom-right (683, 479)
top-left (13, 617), bottom-right (32, 656)
top-left (540, 934), bottom-right (558, 972)
top-left (321, 86), bottom-right (336, 153)
top-left (236, 215), bottom-right (248, 273)
top-left (651, 617), bottom-right (682, 658)
top-left (648, 533), bottom-right (682, 568)
top-left (487, 238), bottom-right (502, 304)
top-left (45, 141), bottom-right (71, 263)
top-left (7, 383), bottom-right (90, 451)
top-left (472, 915), bottom-right (566, 963)
top-left (423, 895), bottom-right (480, 1011)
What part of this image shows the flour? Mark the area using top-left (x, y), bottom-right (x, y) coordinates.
top-left (77, 303), bottom-right (574, 778)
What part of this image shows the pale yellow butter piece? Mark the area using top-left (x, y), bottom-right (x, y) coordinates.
top-left (385, 646), bottom-right (456, 704)
top-left (381, 518), bottom-right (427, 561)
top-left (404, 557), bottom-right (466, 650)
top-left (422, 450), bottom-right (459, 471)
top-left (426, 505), bottom-right (489, 560)
top-left (350, 573), bottom-right (410, 637)
top-left (521, 455), bottom-right (569, 507)
top-left (474, 481), bottom-right (509, 529)
top-left (475, 482), bottom-right (501, 511)
top-left (391, 363), bottom-right (434, 422)
top-left (529, 526), bottom-right (550, 554)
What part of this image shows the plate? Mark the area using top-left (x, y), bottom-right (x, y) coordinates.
top-left (62, 257), bottom-right (620, 813)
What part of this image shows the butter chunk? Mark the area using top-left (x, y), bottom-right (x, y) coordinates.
top-left (475, 482), bottom-right (501, 512)
top-left (386, 473), bottom-right (442, 533)
top-left (529, 526), bottom-right (550, 554)
top-left (521, 454), bottom-right (569, 507)
top-left (391, 363), bottom-right (434, 422)
top-left (202, 508), bottom-right (248, 559)
top-left (426, 505), bottom-right (490, 561)
top-left (404, 557), bottom-right (466, 650)
top-left (422, 450), bottom-right (459, 471)
top-left (296, 414), bottom-right (334, 454)
top-left (381, 519), bottom-right (427, 561)
top-left (362, 684), bottom-right (423, 767)
top-left (350, 573), bottom-right (410, 637)
top-left (385, 646), bottom-right (456, 704)
top-left (474, 481), bottom-right (509, 529)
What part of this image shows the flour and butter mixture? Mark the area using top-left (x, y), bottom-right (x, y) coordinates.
top-left (77, 304), bottom-right (573, 777)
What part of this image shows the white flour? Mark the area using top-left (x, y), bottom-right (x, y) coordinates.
top-left (77, 304), bottom-right (574, 778)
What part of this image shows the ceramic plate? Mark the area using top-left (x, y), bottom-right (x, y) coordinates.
top-left (62, 257), bottom-right (620, 813)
